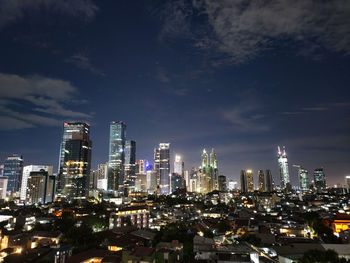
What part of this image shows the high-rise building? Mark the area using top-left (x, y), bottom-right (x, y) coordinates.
top-left (3, 154), bottom-right (23, 193)
top-left (277, 146), bottom-right (290, 190)
top-left (241, 170), bottom-right (254, 193)
top-left (108, 121), bottom-right (126, 193)
top-left (174, 155), bottom-right (184, 176)
top-left (0, 177), bottom-right (8, 199)
top-left (258, 170), bottom-right (265, 192)
top-left (0, 165), bottom-right (3, 176)
top-left (154, 148), bottom-right (160, 186)
top-left (171, 173), bottom-right (183, 193)
top-left (299, 167), bottom-right (309, 191)
top-left (89, 170), bottom-right (98, 190)
top-left (21, 165), bottom-right (53, 201)
top-left (157, 143), bottom-right (170, 195)
top-left (218, 175), bottom-right (227, 191)
top-left (198, 149), bottom-right (219, 193)
top-left (26, 170), bottom-right (55, 204)
top-left (97, 163), bottom-right (108, 190)
top-left (58, 122), bottom-right (89, 190)
top-left (62, 131), bottom-right (92, 200)
top-left (314, 168), bottom-right (326, 190)
top-left (265, 170), bottom-right (273, 192)
top-left (124, 140), bottom-right (136, 194)
top-left (146, 170), bottom-right (157, 194)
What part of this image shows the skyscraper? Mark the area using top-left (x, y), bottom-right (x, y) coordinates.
top-left (314, 168), bottom-right (326, 190)
top-left (26, 170), bottom-right (55, 204)
top-left (198, 149), bottom-right (219, 193)
top-left (62, 131), bottom-right (92, 200)
top-left (174, 155), bottom-right (184, 176)
top-left (97, 162), bottom-right (108, 190)
top-left (58, 122), bottom-right (89, 176)
top-left (3, 154), bottom-right (23, 193)
top-left (108, 121), bottom-right (126, 194)
top-left (265, 170), bottom-right (273, 192)
top-left (258, 170), bottom-right (265, 192)
top-left (0, 177), bottom-right (8, 199)
top-left (21, 165), bottom-right (53, 201)
top-left (299, 167), bottom-right (309, 191)
top-left (158, 143), bottom-right (170, 195)
top-left (124, 140), bottom-right (136, 194)
top-left (241, 170), bottom-right (254, 192)
top-left (218, 175), bottom-right (227, 191)
top-left (277, 146), bottom-right (290, 190)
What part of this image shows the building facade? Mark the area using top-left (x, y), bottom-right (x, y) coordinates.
top-left (3, 154), bottom-right (23, 193)
top-left (277, 146), bottom-right (290, 190)
top-left (108, 121), bottom-right (126, 194)
top-left (314, 168), bottom-right (326, 190)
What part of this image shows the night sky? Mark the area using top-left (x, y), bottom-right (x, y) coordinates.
top-left (0, 0), bottom-right (349, 186)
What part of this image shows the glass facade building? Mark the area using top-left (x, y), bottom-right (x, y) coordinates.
top-left (299, 167), bottom-right (309, 191)
top-left (3, 154), bottom-right (23, 193)
top-left (124, 140), bottom-right (136, 194)
top-left (58, 122), bottom-right (89, 192)
top-left (62, 131), bottom-right (92, 200)
top-left (314, 168), bottom-right (326, 189)
top-left (277, 146), bottom-right (290, 190)
top-left (108, 121), bottom-right (126, 193)
top-left (158, 143), bottom-right (170, 195)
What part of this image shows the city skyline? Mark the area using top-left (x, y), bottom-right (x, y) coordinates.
top-left (0, 1), bottom-right (349, 186)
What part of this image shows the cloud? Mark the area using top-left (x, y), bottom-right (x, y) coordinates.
top-left (0, 0), bottom-right (98, 29)
top-left (65, 54), bottom-right (105, 76)
top-left (160, 0), bottom-right (350, 64)
top-left (221, 103), bottom-right (270, 132)
top-left (0, 73), bottom-right (91, 130)
top-left (301, 107), bottom-right (328, 111)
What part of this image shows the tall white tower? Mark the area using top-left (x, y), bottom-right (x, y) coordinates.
top-left (277, 146), bottom-right (290, 190)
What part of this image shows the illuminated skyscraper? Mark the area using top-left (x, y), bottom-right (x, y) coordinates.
top-left (174, 155), bottom-right (184, 176)
top-left (62, 131), bottom-right (92, 200)
top-left (299, 167), bottom-right (309, 191)
top-left (58, 122), bottom-right (89, 189)
top-left (314, 168), bottom-right (326, 190)
top-left (159, 143), bottom-right (170, 195)
top-left (240, 169), bottom-right (254, 192)
top-left (26, 170), bottom-right (55, 204)
top-left (3, 154), bottom-right (23, 193)
top-left (199, 149), bottom-right (219, 193)
top-left (21, 165), bottom-right (53, 200)
top-left (258, 170), bottom-right (265, 192)
top-left (124, 140), bottom-right (136, 194)
top-left (154, 148), bottom-right (160, 185)
top-left (277, 146), bottom-right (290, 190)
top-left (108, 121), bottom-right (126, 193)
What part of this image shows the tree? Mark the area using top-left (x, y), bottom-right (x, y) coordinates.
top-left (299, 249), bottom-right (350, 263)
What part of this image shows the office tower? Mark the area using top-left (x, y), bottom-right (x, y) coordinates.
top-left (108, 121), bottom-right (126, 193)
top-left (26, 170), bottom-right (55, 204)
top-left (174, 155), bottom-right (184, 176)
top-left (21, 165), bottom-right (53, 201)
top-left (157, 143), bottom-right (170, 195)
top-left (136, 160), bottom-right (147, 175)
top-left (154, 148), bottom-right (160, 185)
top-left (97, 163), bottom-right (108, 190)
top-left (218, 175), bottom-right (227, 191)
top-left (62, 131), bottom-right (92, 200)
top-left (199, 148), bottom-right (219, 193)
top-left (314, 168), bottom-right (326, 190)
top-left (135, 174), bottom-right (147, 192)
top-left (189, 169), bottom-right (199, 193)
top-left (184, 170), bottom-right (189, 191)
top-left (124, 140), bottom-right (136, 193)
top-left (3, 154), bottom-right (23, 193)
top-left (146, 170), bottom-right (157, 194)
top-left (277, 146), bottom-right (290, 190)
top-left (89, 170), bottom-right (98, 190)
top-left (241, 169), bottom-right (254, 193)
top-left (299, 167), bottom-right (309, 191)
top-left (258, 170), bottom-right (265, 192)
top-left (0, 165), bottom-right (3, 176)
top-left (171, 173), bottom-right (183, 193)
top-left (58, 122), bottom-right (89, 190)
top-left (265, 170), bottom-right (273, 192)
top-left (0, 177), bottom-right (8, 199)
